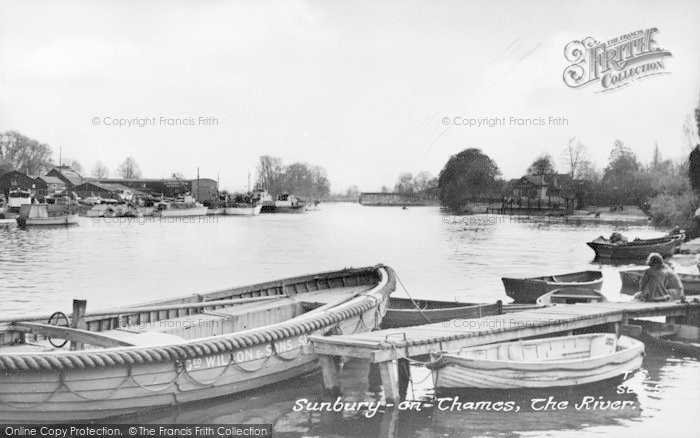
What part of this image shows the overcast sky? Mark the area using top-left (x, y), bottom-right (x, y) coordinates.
top-left (1, 0), bottom-right (699, 192)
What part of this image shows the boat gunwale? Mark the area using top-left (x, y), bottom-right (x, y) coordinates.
top-left (434, 334), bottom-right (643, 368)
top-left (0, 265), bottom-right (396, 371)
top-left (501, 270), bottom-right (603, 287)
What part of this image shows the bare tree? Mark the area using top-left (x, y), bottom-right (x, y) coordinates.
top-left (117, 157), bottom-right (142, 179)
top-left (255, 155), bottom-right (284, 194)
top-left (64, 158), bottom-right (83, 174)
top-left (90, 161), bottom-right (109, 179)
top-left (561, 137), bottom-right (586, 178)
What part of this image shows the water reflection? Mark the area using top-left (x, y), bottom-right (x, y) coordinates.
top-left (1, 205), bottom-right (698, 435)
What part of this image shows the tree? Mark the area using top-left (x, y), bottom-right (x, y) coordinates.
top-left (562, 137), bottom-right (586, 178)
top-left (380, 185), bottom-right (389, 193)
top-left (690, 145), bottom-right (700, 192)
top-left (438, 148), bottom-right (502, 209)
top-left (117, 157), bottom-right (142, 179)
top-left (394, 172), bottom-right (414, 194)
top-left (527, 153), bottom-right (557, 176)
top-left (346, 185), bottom-right (360, 198)
top-left (90, 161), bottom-right (109, 179)
top-left (602, 140), bottom-right (641, 203)
top-left (413, 171), bottom-right (435, 193)
top-left (64, 158), bottom-right (83, 174)
top-left (256, 155), bottom-right (284, 195)
top-left (279, 162), bottom-right (330, 199)
top-left (0, 130), bottom-right (53, 175)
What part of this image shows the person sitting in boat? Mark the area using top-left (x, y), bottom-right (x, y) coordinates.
top-left (609, 232), bottom-right (628, 245)
top-left (664, 263), bottom-right (685, 302)
top-left (637, 253), bottom-right (671, 302)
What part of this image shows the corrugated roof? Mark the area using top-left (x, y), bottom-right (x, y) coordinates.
top-left (37, 175), bottom-right (65, 185)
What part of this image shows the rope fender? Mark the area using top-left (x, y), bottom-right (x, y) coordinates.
top-left (0, 266), bottom-right (397, 373)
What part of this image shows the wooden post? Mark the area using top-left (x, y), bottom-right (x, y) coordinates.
top-left (70, 299), bottom-right (87, 351)
top-left (379, 360), bottom-right (400, 403)
top-left (319, 355), bottom-right (342, 396)
top-left (398, 358), bottom-right (411, 401)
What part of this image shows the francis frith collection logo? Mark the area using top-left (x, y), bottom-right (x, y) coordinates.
top-left (563, 28), bottom-right (672, 92)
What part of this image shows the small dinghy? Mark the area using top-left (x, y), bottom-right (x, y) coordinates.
top-left (380, 298), bottom-right (502, 329)
top-left (536, 288), bottom-right (607, 305)
top-left (587, 233), bottom-right (683, 260)
top-left (501, 271), bottom-right (603, 304)
top-left (426, 333), bottom-right (644, 389)
top-left (627, 320), bottom-right (700, 357)
top-left (619, 269), bottom-right (700, 295)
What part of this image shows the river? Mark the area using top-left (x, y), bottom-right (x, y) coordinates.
top-left (0, 203), bottom-right (698, 437)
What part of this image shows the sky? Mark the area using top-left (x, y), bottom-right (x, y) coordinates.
top-left (0, 0), bottom-right (699, 192)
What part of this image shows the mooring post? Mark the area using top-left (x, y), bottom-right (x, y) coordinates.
top-left (397, 358), bottom-right (411, 401)
top-left (318, 355), bottom-right (342, 396)
top-left (70, 299), bottom-right (87, 351)
top-left (379, 360), bottom-right (400, 403)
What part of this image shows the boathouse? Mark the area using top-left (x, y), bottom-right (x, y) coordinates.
top-left (46, 165), bottom-right (84, 190)
top-left (0, 170), bottom-right (37, 197)
top-left (34, 175), bottom-right (66, 196)
top-left (73, 181), bottom-right (137, 201)
top-left (359, 192), bottom-right (425, 206)
top-left (100, 178), bottom-right (219, 202)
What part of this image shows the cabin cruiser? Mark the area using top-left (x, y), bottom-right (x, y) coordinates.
top-left (273, 193), bottom-right (305, 213)
top-left (153, 194), bottom-right (208, 217)
top-left (5, 187), bottom-right (33, 218)
top-left (225, 193), bottom-right (263, 215)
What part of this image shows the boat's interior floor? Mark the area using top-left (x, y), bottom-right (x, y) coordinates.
top-left (0, 285), bottom-right (371, 354)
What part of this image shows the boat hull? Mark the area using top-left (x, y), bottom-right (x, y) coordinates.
top-left (381, 299), bottom-right (501, 329)
top-left (0, 266), bottom-right (396, 422)
top-left (502, 271), bottom-right (603, 304)
top-left (619, 269), bottom-right (700, 295)
top-left (224, 204), bottom-right (262, 216)
top-left (627, 320), bottom-right (700, 356)
top-left (587, 235), bottom-right (683, 260)
top-left (429, 334), bottom-right (644, 389)
top-left (153, 207), bottom-right (209, 217)
top-left (16, 214), bottom-right (79, 226)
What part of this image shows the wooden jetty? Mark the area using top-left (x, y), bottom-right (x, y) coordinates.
top-left (306, 301), bottom-right (700, 402)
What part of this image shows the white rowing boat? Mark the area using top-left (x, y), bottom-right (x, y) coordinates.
top-left (427, 333), bottom-right (644, 389)
top-left (0, 265), bottom-right (396, 421)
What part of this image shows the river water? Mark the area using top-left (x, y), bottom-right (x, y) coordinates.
top-left (0, 203), bottom-right (698, 437)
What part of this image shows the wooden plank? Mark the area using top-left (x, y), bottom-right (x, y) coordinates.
top-left (379, 360), bottom-right (400, 403)
top-left (12, 322), bottom-right (135, 348)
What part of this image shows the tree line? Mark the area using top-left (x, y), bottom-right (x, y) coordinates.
top-left (437, 94), bottom-right (700, 229)
top-left (255, 155), bottom-right (330, 200)
top-left (0, 130), bottom-right (143, 179)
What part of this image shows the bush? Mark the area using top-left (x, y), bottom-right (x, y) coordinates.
top-left (648, 191), bottom-right (698, 228)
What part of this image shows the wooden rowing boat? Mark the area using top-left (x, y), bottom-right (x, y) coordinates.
top-left (625, 319), bottom-right (700, 357)
top-left (426, 333), bottom-right (644, 389)
top-left (619, 269), bottom-right (700, 295)
top-left (536, 288), bottom-right (607, 305)
top-left (379, 298), bottom-right (502, 329)
top-left (587, 233), bottom-right (683, 260)
top-left (501, 271), bottom-right (603, 304)
top-left (0, 265), bottom-right (396, 422)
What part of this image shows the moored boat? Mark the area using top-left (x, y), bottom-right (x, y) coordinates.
top-left (426, 333), bottom-right (644, 389)
top-left (272, 193), bottom-right (305, 213)
top-left (4, 186), bottom-right (33, 218)
top-left (16, 203), bottom-right (79, 226)
top-left (380, 298), bottom-right (502, 329)
top-left (626, 319), bottom-right (700, 356)
top-left (587, 233), bottom-right (683, 260)
top-left (225, 194), bottom-right (263, 216)
top-left (501, 270), bottom-right (603, 304)
top-left (0, 265), bottom-right (396, 421)
top-left (536, 288), bottom-right (607, 305)
top-left (153, 194), bottom-right (208, 217)
top-left (619, 269), bottom-right (700, 295)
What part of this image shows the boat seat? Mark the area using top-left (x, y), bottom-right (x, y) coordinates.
top-left (121, 331), bottom-right (185, 346)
